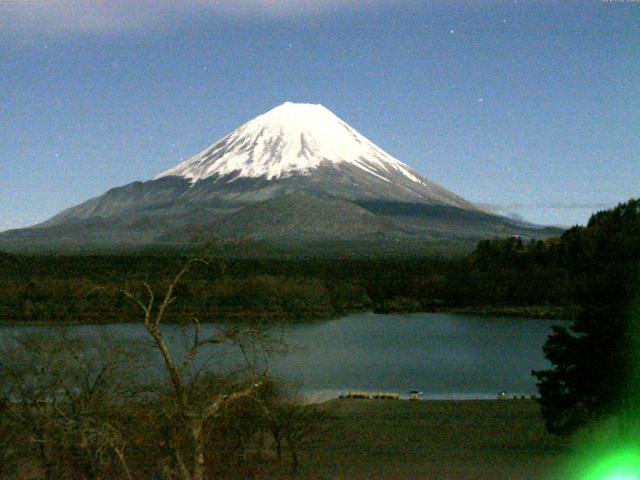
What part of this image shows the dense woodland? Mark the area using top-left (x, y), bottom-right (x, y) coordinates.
top-left (533, 198), bottom-right (640, 436)
top-left (1, 201), bottom-right (638, 325)
top-left (0, 249), bottom-right (561, 325)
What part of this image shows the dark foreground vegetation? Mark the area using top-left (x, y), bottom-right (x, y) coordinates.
top-left (534, 198), bottom-right (640, 438)
top-left (0, 260), bottom-right (329, 480)
top-left (0, 333), bottom-right (326, 480)
top-left (0, 347), bottom-right (566, 480)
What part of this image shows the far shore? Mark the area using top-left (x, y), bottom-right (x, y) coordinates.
top-left (434, 304), bottom-right (578, 320)
top-left (0, 305), bottom-right (575, 327)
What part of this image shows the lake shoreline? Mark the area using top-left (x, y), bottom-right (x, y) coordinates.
top-left (0, 313), bottom-right (562, 418)
top-left (434, 304), bottom-right (578, 320)
top-left (0, 304), bottom-right (574, 327)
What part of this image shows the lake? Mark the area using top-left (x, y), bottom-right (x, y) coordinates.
top-left (0, 312), bottom-right (567, 401)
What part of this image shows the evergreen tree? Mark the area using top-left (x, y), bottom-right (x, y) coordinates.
top-left (533, 199), bottom-right (640, 435)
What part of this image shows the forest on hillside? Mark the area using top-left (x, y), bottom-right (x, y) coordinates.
top-left (0, 199), bottom-right (638, 325)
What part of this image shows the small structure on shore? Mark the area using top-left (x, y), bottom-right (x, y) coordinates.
top-left (340, 391), bottom-right (399, 400)
top-left (498, 391), bottom-right (538, 400)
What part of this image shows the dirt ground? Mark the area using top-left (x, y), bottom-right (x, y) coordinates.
top-left (295, 399), bottom-right (570, 479)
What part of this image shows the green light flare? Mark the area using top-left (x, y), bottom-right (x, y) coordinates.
top-left (630, 290), bottom-right (640, 414)
top-left (576, 448), bottom-right (640, 480)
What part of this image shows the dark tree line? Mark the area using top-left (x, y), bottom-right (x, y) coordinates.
top-left (533, 199), bottom-right (640, 435)
top-left (0, 242), bottom-right (578, 325)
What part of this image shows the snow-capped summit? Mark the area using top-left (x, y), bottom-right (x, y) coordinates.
top-left (2, 101), bottom-right (560, 251)
top-left (156, 101), bottom-right (425, 186)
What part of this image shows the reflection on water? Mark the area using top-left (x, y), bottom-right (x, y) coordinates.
top-left (0, 312), bottom-right (567, 401)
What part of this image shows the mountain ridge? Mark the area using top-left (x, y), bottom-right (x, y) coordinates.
top-left (0, 102), bottom-right (561, 251)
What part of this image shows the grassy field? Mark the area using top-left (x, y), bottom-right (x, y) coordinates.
top-left (292, 399), bottom-right (570, 479)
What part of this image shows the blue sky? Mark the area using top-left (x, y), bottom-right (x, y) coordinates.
top-left (1, 0), bottom-right (638, 231)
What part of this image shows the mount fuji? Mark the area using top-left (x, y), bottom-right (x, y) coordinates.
top-left (0, 102), bottom-right (559, 251)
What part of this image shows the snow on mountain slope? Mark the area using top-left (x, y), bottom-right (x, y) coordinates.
top-left (0, 101), bottom-right (563, 250)
top-left (156, 102), bottom-right (429, 186)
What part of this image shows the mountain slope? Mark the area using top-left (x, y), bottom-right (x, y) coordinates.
top-left (159, 193), bottom-right (393, 242)
top-left (0, 102), bottom-right (561, 251)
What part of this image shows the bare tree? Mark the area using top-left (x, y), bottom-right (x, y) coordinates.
top-left (122, 256), bottom-right (270, 480)
top-left (1, 255), bottom-right (324, 479)
top-left (256, 384), bottom-right (331, 474)
top-left (0, 396), bottom-right (19, 479)
top-left (0, 330), bottom-right (143, 480)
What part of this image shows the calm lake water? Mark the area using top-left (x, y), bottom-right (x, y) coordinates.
top-left (0, 312), bottom-right (567, 401)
